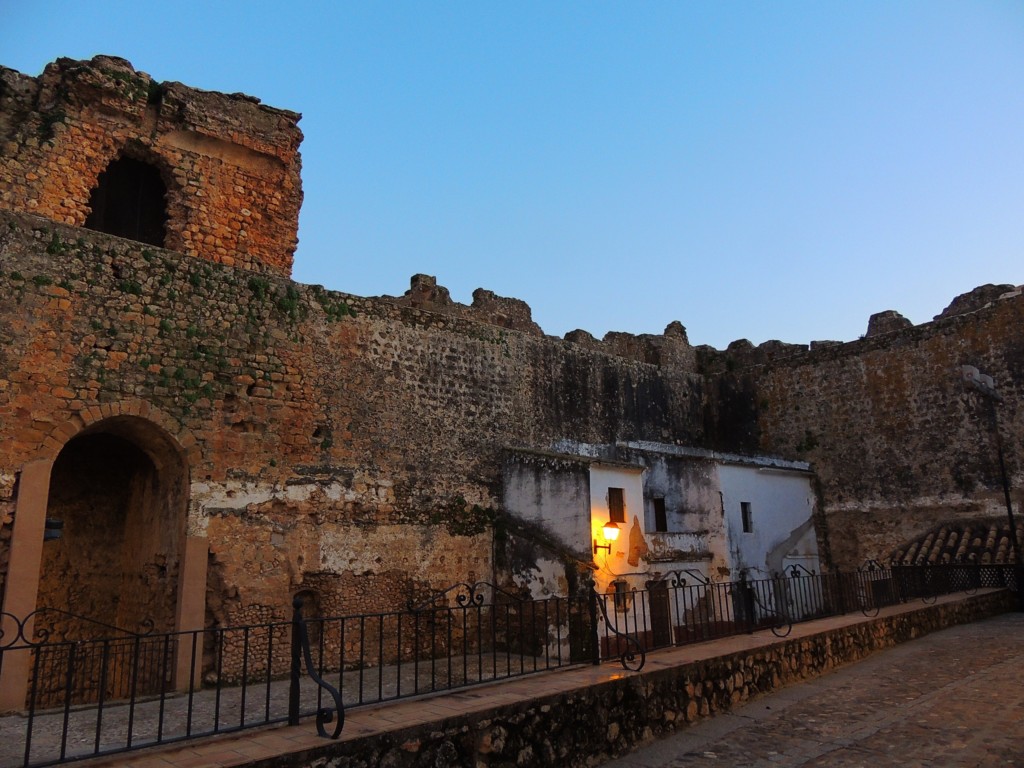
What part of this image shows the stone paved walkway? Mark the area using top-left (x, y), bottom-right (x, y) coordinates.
top-left (601, 611), bottom-right (1024, 768)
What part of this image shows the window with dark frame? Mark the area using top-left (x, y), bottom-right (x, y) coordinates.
top-left (608, 487), bottom-right (625, 523)
top-left (652, 497), bottom-right (667, 532)
top-left (741, 501), bottom-right (753, 533)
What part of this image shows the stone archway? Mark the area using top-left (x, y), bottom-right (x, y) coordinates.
top-left (0, 406), bottom-right (207, 710)
top-left (37, 418), bottom-right (188, 639)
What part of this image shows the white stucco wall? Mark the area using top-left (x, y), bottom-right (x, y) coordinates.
top-left (502, 457), bottom-right (591, 556)
top-left (501, 455), bottom-right (594, 599)
top-left (630, 452), bottom-right (725, 577)
top-left (589, 463), bottom-right (645, 590)
top-left (502, 445), bottom-right (822, 602)
top-left (718, 465), bottom-right (820, 578)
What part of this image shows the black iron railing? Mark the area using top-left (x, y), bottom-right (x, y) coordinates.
top-left (0, 583), bottom-right (596, 768)
top-left (592, 563), bottom-right (1018, 659)
top-left (0, 564), bottom-right (1016, 768)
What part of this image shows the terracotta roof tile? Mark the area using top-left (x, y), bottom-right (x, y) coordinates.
top-left (889, 517), bottom-right (1023, 565)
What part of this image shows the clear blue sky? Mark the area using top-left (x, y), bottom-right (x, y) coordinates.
top-left (3, 1), bottom-right (1022, 348)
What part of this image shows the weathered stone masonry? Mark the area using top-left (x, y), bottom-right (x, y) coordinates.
top-left (715, 293), bottom-right (1024, 567)
top-left (0, 206), bottom-right (705, 628)
top-left (0, 56), bottom-right (302, 275)
top-left (0, 55), bottom-right (1021, 688)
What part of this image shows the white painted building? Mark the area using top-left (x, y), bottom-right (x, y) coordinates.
top-left (502, 441), bottom-right (822, 595)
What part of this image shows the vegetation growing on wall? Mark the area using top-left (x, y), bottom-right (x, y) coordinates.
top-left (429, 495), bottom-right (497, 537)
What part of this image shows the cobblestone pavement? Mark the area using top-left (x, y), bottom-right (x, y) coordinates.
top-left (602, 612), bottom-right (1024, 768)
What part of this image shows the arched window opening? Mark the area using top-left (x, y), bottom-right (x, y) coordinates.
top-left (85, 156), bottom-right (168, 247)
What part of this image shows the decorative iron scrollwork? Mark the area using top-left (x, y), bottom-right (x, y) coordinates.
top-left (663, 568), bottom-right (712, 588)
top-left (407, 580), bottom-right (525, 612)
top-left (785, 563), bottom-right (817, 578)
top-left (0, 607), bottom-right (153, 649)
top-left (0, 610), bottom-right (27, 649)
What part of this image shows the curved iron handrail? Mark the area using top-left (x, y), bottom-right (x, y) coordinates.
top-left (849, 573), bottom-right (881, 617)
top-left (592, 587), bottom-right (646, 671)
top-left (916, 565), bottom-right (940, 605)
top-left (748, 584), bottom-right (793, 638)
top-left (859, 598), bottom-right (881, 617)
top-left (292, 597), bottom-right (344, 739)
top-left (730, 574), bottom-right (793, 638)
top-left (959, 562), bottom-right (981, 595)
top-left (767, 571), bottom-right (822, 636)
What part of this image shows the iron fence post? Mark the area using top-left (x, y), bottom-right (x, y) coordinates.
top-left (738, 573), bottom-right (756, 633)
top-left (588, 584), bottom-right (600, 665)
top-left (993, 424), bottom-right (1024, 610)
top-left (830, 572), bottom-right (843, 614)
top-left (289, 597), bottom-right (301, 726)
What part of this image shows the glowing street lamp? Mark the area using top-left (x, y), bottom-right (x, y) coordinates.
top-left (594, 520), bottom-right (620, 556)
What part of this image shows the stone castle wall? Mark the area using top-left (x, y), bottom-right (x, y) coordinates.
top-left (0, 209), bottom-right (704, 626)
top-left (1, 56), bottom-right (1021, 634)
top-left (705, 292), bottom-right (1024, 567)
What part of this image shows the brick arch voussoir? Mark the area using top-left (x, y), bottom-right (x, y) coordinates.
top-left (35, 399), bottom-right (201, 467)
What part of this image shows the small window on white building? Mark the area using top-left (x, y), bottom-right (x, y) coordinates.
top-left (608, 487), bottom-right (625, 523)
top-left (741, 501), bottom-right (753, 533)
top-left (652, 497), bottom-right (667, 532)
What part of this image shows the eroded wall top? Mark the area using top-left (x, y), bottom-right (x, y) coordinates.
top-left (0, 56), bottom-right (302, 275)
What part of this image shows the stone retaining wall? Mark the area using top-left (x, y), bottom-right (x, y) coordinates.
top-left (251, 590), bottom-right (1014, 768)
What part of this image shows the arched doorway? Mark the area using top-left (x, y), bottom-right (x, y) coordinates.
top-left (37, 420), bottom-right (187, 640)
top-left (84, 155), bottom-right (168, 247)
top-left (0, 411), bottom-right (205, 710)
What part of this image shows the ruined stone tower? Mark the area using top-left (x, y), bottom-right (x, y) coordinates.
top-left (0, 55), bottom-right (303, 275)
